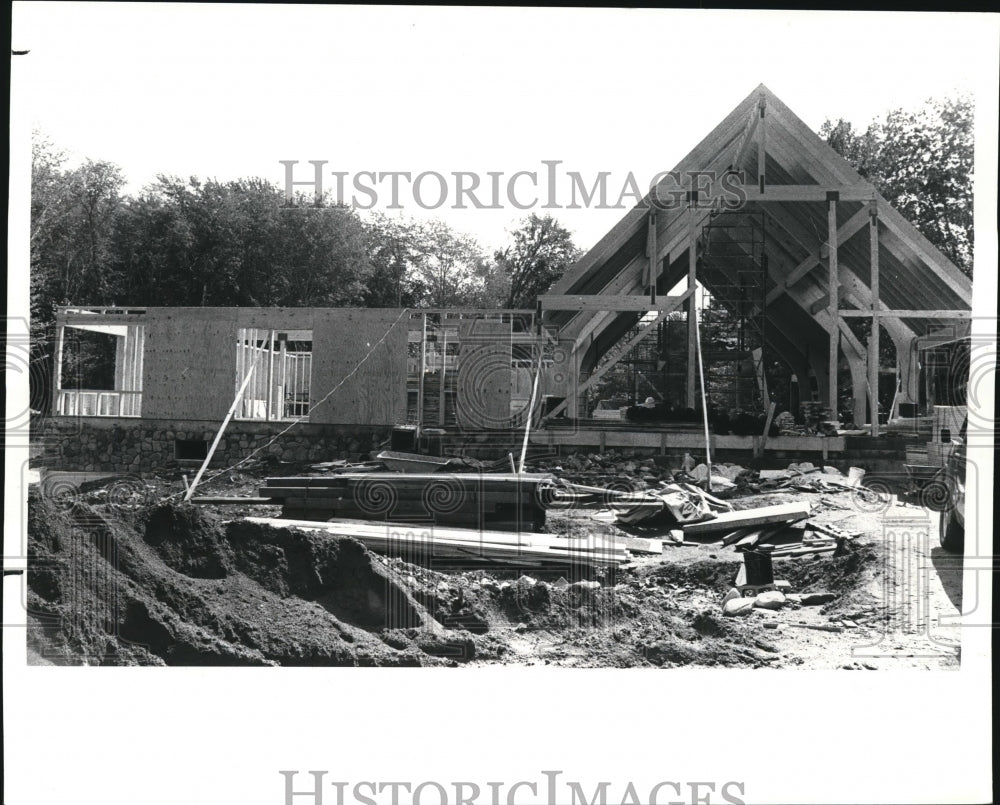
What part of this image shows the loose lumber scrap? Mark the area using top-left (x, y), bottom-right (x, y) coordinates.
top-left (611, 535), bottom-right (664, 554)
top-left (681, 483), bottom-right (735, 511)
top-left (790, 622), bottom-right (844, 633)
top-left (721, 527), bottom-right (758, 546)
top-left (769, 546), bottom-right (837, 558)
top-left (681, 502), bottom-right (811, 536)
top-left (243, 517), bottom-right (628, 567)
top-left (190, 496), bottom-right (277, 505)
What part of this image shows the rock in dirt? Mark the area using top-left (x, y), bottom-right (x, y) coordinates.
top-left (721, 588), bottom-right (742, 607)
top-left (754, 591), bottom-right (787, 610)
top-left (800, 592), bottom-right (837, 606)
top-left (723, 597), bottom-right (756, 617)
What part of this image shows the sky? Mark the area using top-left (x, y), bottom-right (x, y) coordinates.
top-left (11, 5), bottom-right (997, 253)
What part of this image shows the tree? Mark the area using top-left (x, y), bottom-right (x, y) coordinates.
top-left (31, 138), bottom-right (125, 322)
top-left (820, 94), bottom-right (973, 278)
top-left (363, 214), bottom-right (489, 308)
top-left (493, 214), bottom-right (581, 308)
top-left (110, 177), bottom-right (373, 307)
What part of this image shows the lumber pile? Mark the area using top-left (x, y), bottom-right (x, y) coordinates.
top-left (243, 517), bottom-right (638, 567)
top-left (709, 510), bottom-right (858, 559)
top-left (257, 472), bottom-right (553, 531)
top-left (681, 501), bottom-right (812, 536)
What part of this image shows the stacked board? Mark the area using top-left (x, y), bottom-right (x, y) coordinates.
top-left (244, 517), bottom-right (631, 568)
top-left (258, 472), bottom-right (553, 532)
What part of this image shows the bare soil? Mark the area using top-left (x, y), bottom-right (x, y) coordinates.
top-left (25, 473), bottom-right (962, 669)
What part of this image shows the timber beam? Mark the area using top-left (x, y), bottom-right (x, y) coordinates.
top-left (838, 309), bottom-right (971, 319)
top-left (765, 206), bottom-right (871, 304)
top-left (540, 293), bottom-right (689, 312)
top-left (735, 184), bottom-right (876, 203)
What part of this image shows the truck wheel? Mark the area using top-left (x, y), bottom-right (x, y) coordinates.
top-left (939, 505), bottom-right (964, 553)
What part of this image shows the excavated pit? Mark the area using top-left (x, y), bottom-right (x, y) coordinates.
top-left (26, 485), bottom-right (885, 668)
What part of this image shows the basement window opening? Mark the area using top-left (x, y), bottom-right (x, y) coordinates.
top-left (175, 438), bottom-right (208, 461)
top-left (235, 328), bottom-right (312, 421)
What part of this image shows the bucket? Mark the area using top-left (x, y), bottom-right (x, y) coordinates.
top-left (848, 467), bottom-right (866, 487)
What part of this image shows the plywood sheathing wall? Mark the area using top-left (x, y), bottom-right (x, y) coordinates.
top-left (309, 309), bottom-right (408, 425)
top-left (141, 309), bottom-right (239, 420)
top-left (456, 318), bottom-right (513, 430)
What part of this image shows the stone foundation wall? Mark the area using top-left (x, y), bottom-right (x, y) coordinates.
top-left (34, 417), bottom-right (392, 474)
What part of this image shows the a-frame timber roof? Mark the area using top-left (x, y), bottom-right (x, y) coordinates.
top-left (540, 84), bottom-right (972, 426)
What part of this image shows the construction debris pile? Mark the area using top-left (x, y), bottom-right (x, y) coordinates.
top-left (27, 444), bottom-right (897, 667)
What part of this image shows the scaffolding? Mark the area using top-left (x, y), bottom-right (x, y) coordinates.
top-left (698, 209), bottom-right (769, 414)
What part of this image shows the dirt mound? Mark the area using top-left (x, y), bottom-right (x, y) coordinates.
top-left (26, 494), bottom-right (453, 666)
top-left (225, 519), bottom-right (431, 632)
top-left (143, 504), bottom-right (234, 579)
top-left (26, 484), bottom-right (889, 668)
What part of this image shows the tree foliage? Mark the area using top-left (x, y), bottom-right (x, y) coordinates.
top-left (493, 214), bottom-right (581, 308)
top-left (819, 94), bottom-right (974, 278)
top-left (362, 213), bottom-right (494, 308)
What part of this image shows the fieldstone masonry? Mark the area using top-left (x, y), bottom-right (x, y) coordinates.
top-left (34, 417), bottom-right (391, 474)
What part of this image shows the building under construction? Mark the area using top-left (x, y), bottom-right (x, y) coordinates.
top-left (41, 85), bottom-right (971, 473)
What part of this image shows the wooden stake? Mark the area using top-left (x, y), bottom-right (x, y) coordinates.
top-left (184, 350), bottom-right (263, 502)
top-left (687, 204), bottom-right (698, 409)
top-left (692, 282), bottom-right (713, 492)
top-left (869, 200), bottom-right (880, 437)
top-left (827, 197), bottom-right (839, 414)
top-left (518, 346), bottom-right (543, 474)
top-left (51, 324), bottom-right (65, 414)
top-left (417, 313), bottom-right (426, 428)
top-left (438, 324), bottom-right (448, 426)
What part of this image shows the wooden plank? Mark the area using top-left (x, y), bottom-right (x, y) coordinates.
top-left (730, 97), bottom-right (760, 172)
top-left (722, 527), bottom-right (758, 546)
top-left (838, 309), bottom-right (971, 319)
top-left (185, 349), bottom-right (263, 501)
top-left (757, 94), bottom-right (766, 192)
top-left (243, 517), bottom-right (626, 566)
top-left (540, 293), bottom-right (689, 312)
top-left (687, 204), bottom-right (698, 409)
top-left (869, 202), bottom-right (880, 437)
top-left (767, 205), bottom-right (871, 303)
top-left (736, 184), bottom-right (876, 203)
top-left (828, 198), bottom-right (839, 412)
top-left (761, 401), bottom-right (777, 450)
top-left (610, 535), bottom-right (663, 555)
top-left (51, 324), bottom-right (65, 413)
top-left (417, 313), bottom-right (426, 427)
top-left (837, 319), bottom-right (865, 360)
top-left (191, 496), bottom-right (276, 505)
top-left (535, 428), bottom-right (846, 452)
top-left (646, 209), bottom-right (658, 294)
top-left (682, 502), bottom-right (811, 535)
top-left (264, 472), bottom-right (553, 485)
